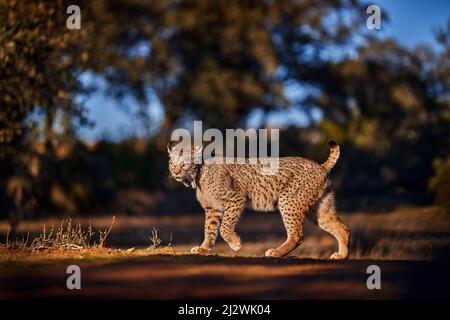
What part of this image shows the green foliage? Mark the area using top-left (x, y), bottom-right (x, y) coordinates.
top-left (0, 0), bottom-right (88, 145)
top-left (313, 34), bottom-right (450, 204)
top-left (0, 0), bottom-right (90, 219)
top-left (79, 0), bottom-right (362, 129)
top-left (0, 0), bottom-right (449, 218)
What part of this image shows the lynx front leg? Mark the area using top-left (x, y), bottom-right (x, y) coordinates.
top-left (219, 201), bottom-right (244, 251)
top-left (191, 207), bottom-right (223, 254)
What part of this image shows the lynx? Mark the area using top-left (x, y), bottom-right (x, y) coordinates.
top-left (167, 140), bottom-right (350, 259)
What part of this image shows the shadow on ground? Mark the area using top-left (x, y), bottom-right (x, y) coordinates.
top-left (1, 254), bottom-right (449, 299)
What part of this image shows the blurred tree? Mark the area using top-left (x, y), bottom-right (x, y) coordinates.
top-left (0, 0), bottom-right (91, 226)
top-left (309, 31), bottom-right (449, 205)
top-left (1, 0), bottom-right (366, 219)
top-left (1, 0), bottom-right (448, 221)
top-left (78, 0), bottom-right (363, 130)
top-left (429, 157), bottom-right (450, 213)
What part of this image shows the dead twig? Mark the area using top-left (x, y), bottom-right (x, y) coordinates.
top-left (99, 216), bottom-right (116, 247)
top-left (149, 227), bottom-right (162, 250)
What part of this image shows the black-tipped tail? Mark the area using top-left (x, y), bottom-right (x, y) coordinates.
top-left (322, 141), bottom-right (340, 173)
top-left (328, 140), bottom-right (338, 148)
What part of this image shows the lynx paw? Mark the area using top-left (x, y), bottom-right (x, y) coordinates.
top-left (265, 248), bottom-right (282, 258)
top-left (227, 240), bottom-right (241, 252)
top-left (330, 252), bottom-right (347, 260)
top-left (190, 246), bottom-right (210, 254)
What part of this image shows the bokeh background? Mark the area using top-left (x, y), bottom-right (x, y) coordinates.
top-left (1, 0), bottom-right (449, 238)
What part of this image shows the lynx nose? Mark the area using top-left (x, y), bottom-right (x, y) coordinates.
top-left (173, 165), bottom-right (182, 175)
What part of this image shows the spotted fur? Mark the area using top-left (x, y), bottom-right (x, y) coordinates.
top-left (168, 140), bottom-right (350, 259)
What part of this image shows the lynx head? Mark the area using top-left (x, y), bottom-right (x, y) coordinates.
top-left (167, 140), bottom-right (202, 188)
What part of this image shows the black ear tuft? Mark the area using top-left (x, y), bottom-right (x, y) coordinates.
top-left (328, 140), bottom-right (338, 148)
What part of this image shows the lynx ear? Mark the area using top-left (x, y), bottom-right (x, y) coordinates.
top-left (167, 140), bottom-right (178, 153)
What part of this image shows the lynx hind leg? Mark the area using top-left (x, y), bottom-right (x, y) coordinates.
top-left (307, 192), bottom-right (350, 260)
top-left (265, 193), bottom-right (305, 258)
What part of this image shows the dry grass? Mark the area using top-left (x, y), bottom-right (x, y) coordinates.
top-left (347, 206), bottom-right (450, 260)
top-left (1, 216), bottom-right (116, 252)
top-left (1, 230), bottom-right (30, 250)
top-left (0, 206), bottom-right (449, 263)
top-left (0, 218), bottom-right (176, 264)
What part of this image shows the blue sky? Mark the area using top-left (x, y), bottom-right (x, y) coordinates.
top-left (78, 1), bottom-right (449, 141)
top-left (375, 0), bottom-right (448, 50)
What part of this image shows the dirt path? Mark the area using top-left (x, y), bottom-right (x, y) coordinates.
top-left (1, 254), bottom-right (449, 299)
